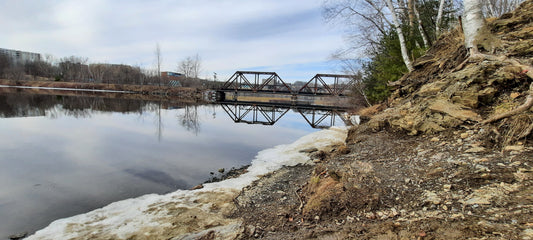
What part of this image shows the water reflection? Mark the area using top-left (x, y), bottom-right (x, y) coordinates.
top-left (219, 102), bottom-right (349, 129)
top-left (178, 105), bottom-right (201, 135)
top-left (0, 92), bottom-right (349, 135)
top-left (0, 92), bottom-right (153, 118)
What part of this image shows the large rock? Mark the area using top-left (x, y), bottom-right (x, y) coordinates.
top-left (429, 99), bottom-right (481, 121)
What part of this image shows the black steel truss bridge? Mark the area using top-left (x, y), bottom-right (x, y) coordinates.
top-left (220, 71), bottom-right (355, 96)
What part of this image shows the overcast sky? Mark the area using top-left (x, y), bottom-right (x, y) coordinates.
top-left (0, 0), bottom-right (346, 82)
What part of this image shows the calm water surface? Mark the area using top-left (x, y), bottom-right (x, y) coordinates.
top-left (0, 91), bottom-right (346, 239)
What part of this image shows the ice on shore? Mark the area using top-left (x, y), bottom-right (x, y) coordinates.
top-left (28, 127), bottom-right (347, 240)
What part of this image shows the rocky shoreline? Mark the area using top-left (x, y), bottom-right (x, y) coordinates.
top-left (231, 129), bottom-right (532, 239)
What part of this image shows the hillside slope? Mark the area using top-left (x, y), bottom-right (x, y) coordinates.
top-left (366, 0), bottom-right (533, 144)
top-left (232, 1), bottom-right (533, 239)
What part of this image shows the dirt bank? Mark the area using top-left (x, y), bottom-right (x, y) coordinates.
top-left (232, 130), bottom-right (532, 239)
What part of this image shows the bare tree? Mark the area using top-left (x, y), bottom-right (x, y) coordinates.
top-left (191, 54), bottom-right (202, 79)
top-left (482, 0), bottom-right (524, 17)
top-left (0, 53), bottom-right (10, 77)
top-left (58, 56), bottom-right (89, 82)
top-left (324, 0), bottom-right (391, 54)
top-left (338, 58), bottom-right (372, 107)
top-left (324, 0), bottom-right (415, 71)
top-left (155, 43), bottom-right (162, 87)
top-left (88, 63), bottom-right (108, 83)
top-left (178, 53), bottom-right (202, 79)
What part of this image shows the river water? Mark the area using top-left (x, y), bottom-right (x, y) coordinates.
top-left (0, 91), bottom-right (347, 239)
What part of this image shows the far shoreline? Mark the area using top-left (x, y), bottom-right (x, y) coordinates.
top-left (0, 79), bottom-right (206, 103)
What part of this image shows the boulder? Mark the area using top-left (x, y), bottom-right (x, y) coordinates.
top-left (429, 99), bottom-right (481, 121)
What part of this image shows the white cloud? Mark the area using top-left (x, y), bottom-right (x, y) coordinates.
top-left (0, 0), bottom-right (345, 80)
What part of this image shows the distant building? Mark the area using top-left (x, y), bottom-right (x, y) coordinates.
top-left (162, 71), bottom-right (183, 79)
top-left (0, 48), bottom-right (41, 66)
top-left (161, 71), bottom-right (184, 86)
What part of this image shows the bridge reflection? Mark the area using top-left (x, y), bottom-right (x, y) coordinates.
top-left (219, 101), bottom-right (350, 129)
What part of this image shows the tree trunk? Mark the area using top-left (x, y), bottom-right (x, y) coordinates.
top-left (463, 0), bottom-right (485, 53)
top-left (436, 0), bottom-right (446, 37)
top-left (407, 0), bottom-right (416, 30)
top-left (385, 0), bottom-right (414, 72)
top-left (413, 1), bottom-right (430, 48)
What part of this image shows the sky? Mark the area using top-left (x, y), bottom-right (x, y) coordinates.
top-left (0, 0), bottom-right (347, 82)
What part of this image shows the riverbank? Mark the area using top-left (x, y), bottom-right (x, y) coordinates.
top-left (0, 79), bottom-right (204, 102)
top-left (24, 124), bottom-right (532, 239)
top-left (26, 128), bottom-right (348, 240)
top-left (233, 130), bottom-right (532, 239)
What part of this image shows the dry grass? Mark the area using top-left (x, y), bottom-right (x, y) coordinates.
top-left (356, 103), bottom-right (386, 117)
top-left (302, 176), bottom-right (343, 216)
top-left (499, 113), bottom-right (533, 145)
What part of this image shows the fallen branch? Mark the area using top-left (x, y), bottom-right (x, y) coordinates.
top-left (483, 82), bottom-right (533, 124)
top-left (294, 189), bottom-right (304, 212)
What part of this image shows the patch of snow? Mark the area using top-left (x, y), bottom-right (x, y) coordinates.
top-left (350, 115), bottom-right (361, 125)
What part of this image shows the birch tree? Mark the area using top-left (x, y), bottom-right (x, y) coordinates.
top-left (435, 0), bottom-right (446, 36)
top-left (385, 0), bottom-right (414, 72)
top-left (413, 1), bottom-right (430, 48)
top-left (462, 0), bottom-right (485, 54)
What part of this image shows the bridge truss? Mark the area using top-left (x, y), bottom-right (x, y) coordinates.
top-left (298, 74), bottom-right (355, 96)
top-left (221, 71), bottom-right (293, 93)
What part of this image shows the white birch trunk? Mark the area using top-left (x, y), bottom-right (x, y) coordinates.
top-left (385, 0), bottom-right (414, 72)
top-left (436, 0), bottom-right (446, 36)
top-left (463, 0), bottom-right (485, 52)
top-left (413, 2), bottom-right (430, 48)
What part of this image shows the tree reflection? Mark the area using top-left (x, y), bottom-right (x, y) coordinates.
top-left (178, 105), bottom-right (200, 135)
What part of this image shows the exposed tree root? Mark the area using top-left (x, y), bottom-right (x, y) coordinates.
top-left (483, 82), bottom-right (533, 124)
top-left (483, 81), bottom-right (533, 124)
